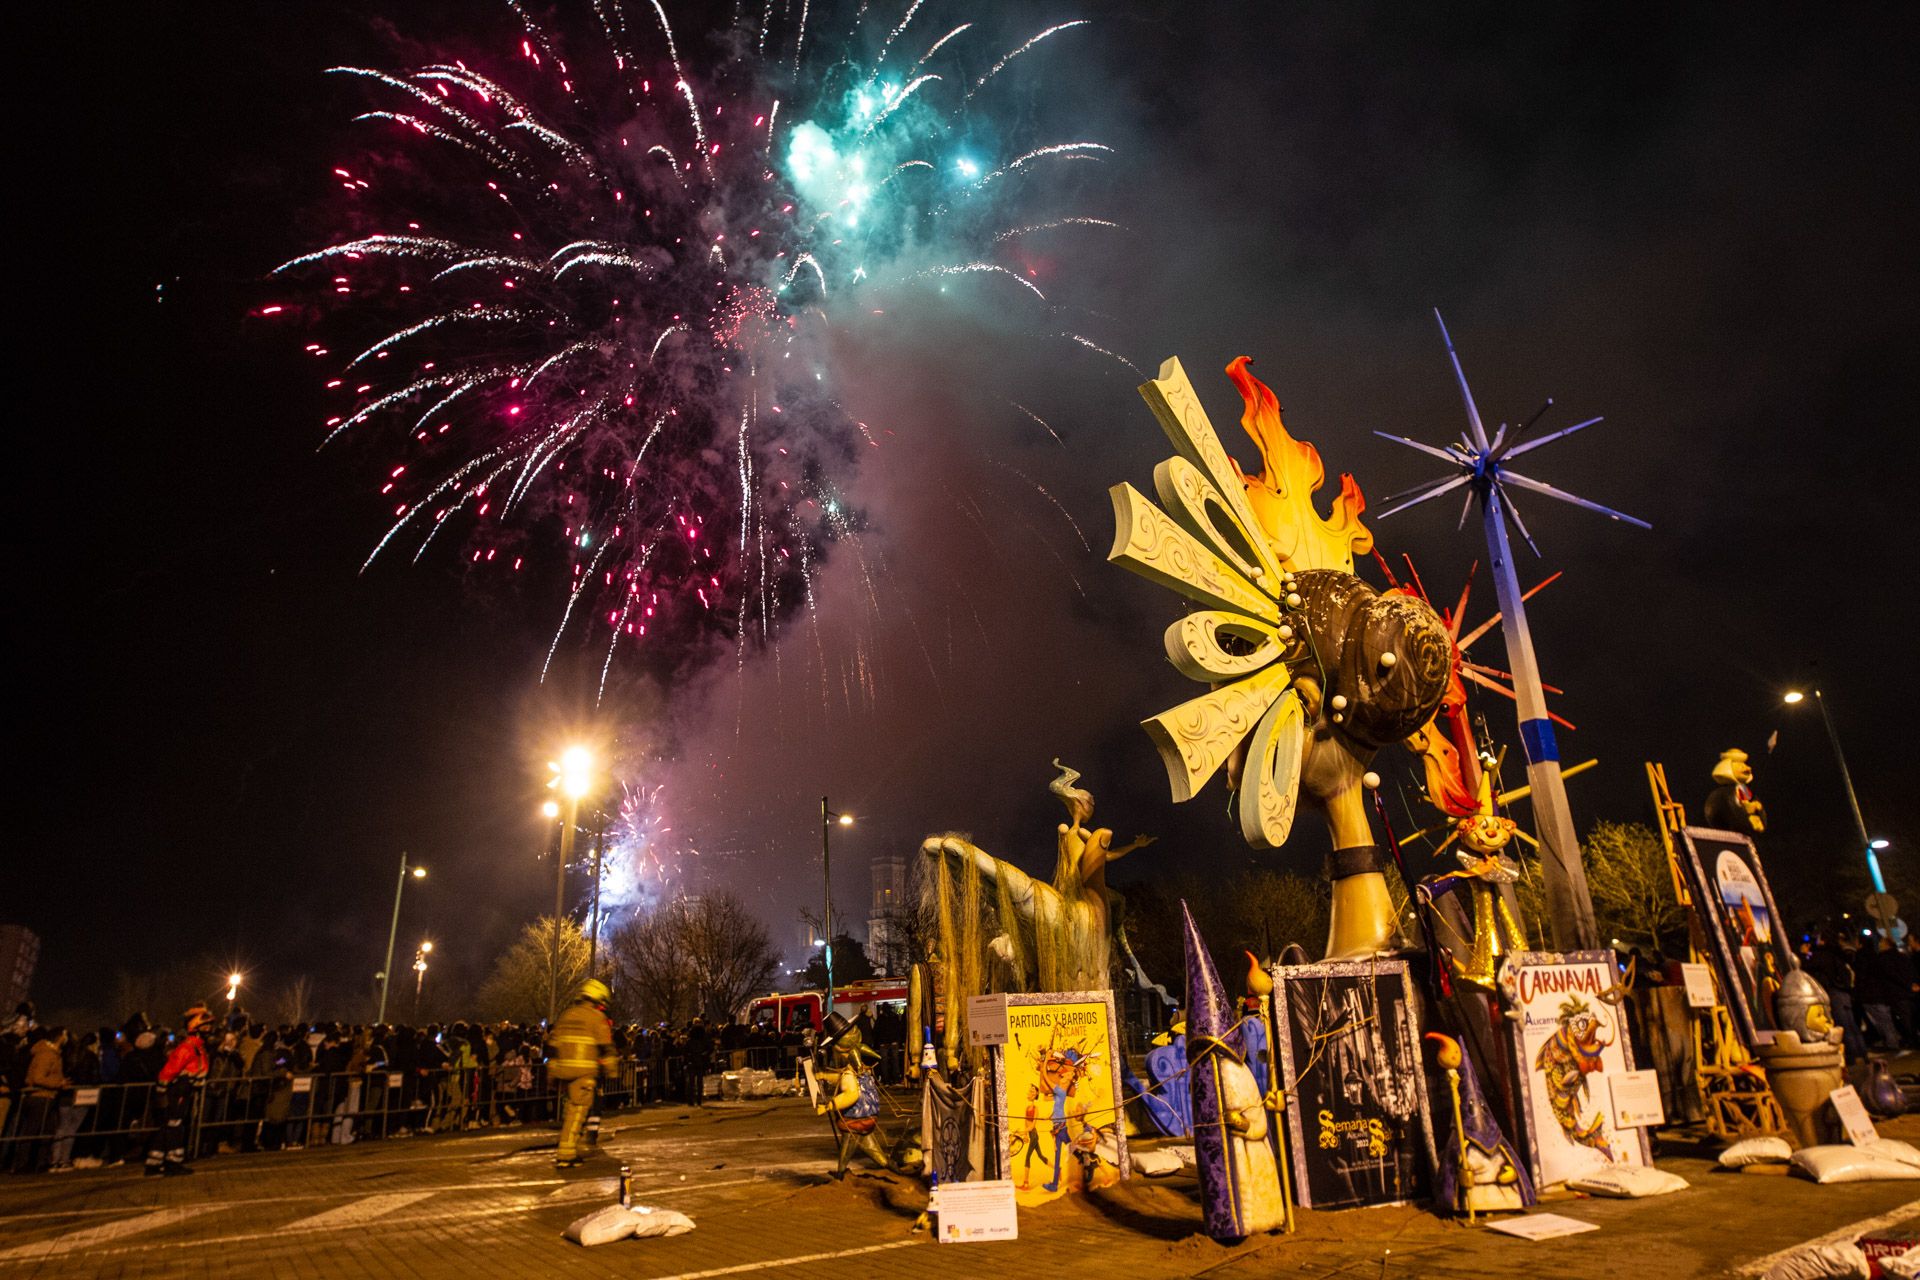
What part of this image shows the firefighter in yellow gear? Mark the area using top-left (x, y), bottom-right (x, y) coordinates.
top-left (547, 978), bottom-right (617, 1167)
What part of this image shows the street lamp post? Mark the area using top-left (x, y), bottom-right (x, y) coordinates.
top-left (377, 854), bottom-right (428, 1024)
top-left (587, 808), bottom-right (609, 977)
top-left (547, 747), bottom-right (594, 1026)
top-left (1785, 688), bottom-right (1885, 892)
top-left (820, 799), bottom-right (854, 1017)
top-left (413, 941), bottom-right (432, 1020)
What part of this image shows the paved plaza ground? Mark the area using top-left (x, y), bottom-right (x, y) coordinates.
top-left (0, 1094), bottom-right (1914, 1279)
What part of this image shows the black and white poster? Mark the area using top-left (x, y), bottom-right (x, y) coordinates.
top-left (1270, 959), bottom-right (1435, 1209)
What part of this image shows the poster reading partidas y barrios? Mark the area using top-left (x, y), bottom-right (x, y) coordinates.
top-left (994, 992), bottom-right (1128, 1206)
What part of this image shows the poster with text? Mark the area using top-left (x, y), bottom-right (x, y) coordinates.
top-left (1503, 950), bottom-right (1651, 1188)
top-left (1680, 827), bottom-right (1794, 1050)
top-left (994, 991), bottom-right (1128, 1205)
top-left (1271, 959), bottom-right (1434, 1209)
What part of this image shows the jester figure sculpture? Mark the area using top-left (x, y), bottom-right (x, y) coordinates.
top-left (1109, 357), bottom-right (1452, 955)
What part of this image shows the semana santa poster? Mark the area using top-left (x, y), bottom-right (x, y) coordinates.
top-left (995, 992), bottom-right (1127, 1206)
top-left (1504, 951), bottom-right (1650, 1187)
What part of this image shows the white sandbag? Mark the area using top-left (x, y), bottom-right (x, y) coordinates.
top-left (1565, 1164), bottom-right (1689, 1198)
top-left (1882, 1244), bottom-right (1920, 1279)
top-left (1719, 1136), bottom-right (1793, 1168)
top-left (1131, 1148), bottom-right (1183, 1177)
top-left (629, 1205), bottom-right (696, 1238)
top-left (1861, 1138), bottom-right (1920, 1168)
top-left (1790, 1145), bottom-right (1920, 1184)
top-left (565, 1205), bottom-right (641, 1246)
top-left (1759, 1242), bottom-right (1871, 1280)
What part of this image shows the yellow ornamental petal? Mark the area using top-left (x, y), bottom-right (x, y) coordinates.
top-left (1136, 358), bottom-right (1287, 585)
top-left (1107, 483), bottom-right (1278, 623)
top-left (1152, 456), bottom-right (1274, 590)
top-left (1238, 690), bottom-right (1306, 849)
top-left (1162, 611), bottom-right (1287, 683)
top-left (1142, 663), bottom-right (1293, 803)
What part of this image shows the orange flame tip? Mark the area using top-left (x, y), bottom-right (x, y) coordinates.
top-left (1224, 356), bottom-right (1372, 573)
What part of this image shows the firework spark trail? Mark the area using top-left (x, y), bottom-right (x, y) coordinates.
top-left (1059, 331), bottom-right (1144, 377)
top-left (1009, 400), bottom-right (1064, 445)
top-left (968, 20), bottom-right (1089, 99)
top-left (271, 2), bottom-right (1119, 689)
top-left (985, 458), bottom-right (1091, 553)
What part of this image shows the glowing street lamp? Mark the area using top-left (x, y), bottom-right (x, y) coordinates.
top-left (545, 745), bottom-right (597, 1024)
top-left (377, 854), bottom-right (426, 1024)
top-left (1783, 688), bottom-right (1883, 892)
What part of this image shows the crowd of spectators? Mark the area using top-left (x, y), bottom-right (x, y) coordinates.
top-left (0, 1003), bottom-right (840, 1176)
top-left (1803, 929), bottom-right (1920, 1059)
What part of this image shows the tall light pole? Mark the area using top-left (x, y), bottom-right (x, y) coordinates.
top-left (820, 799), bottom-right (853, 1017)
top-left (1784, 688), bottom-right (1885, 893)
top-left (547, 746), bottom-right (595, 1026)
top-left (587, 808), bottom-right (609, 977)
top-left (413, 941), bottom-right (432, 1020)
top-left (377, 855), bottom-right (428, 1024)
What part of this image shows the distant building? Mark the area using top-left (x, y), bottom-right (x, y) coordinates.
top-left (0, 925), bottom-right (39, 1012)
top-left (866, 854), bottom-right (913, 976)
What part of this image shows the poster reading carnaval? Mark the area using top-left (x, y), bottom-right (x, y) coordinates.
top-left (1504, 951), bottom-right (1651, 1188)
top-left (993, 991), bottom-right (1128, 1206)
top-left (1271, 960), bottom-right (1435, 1209)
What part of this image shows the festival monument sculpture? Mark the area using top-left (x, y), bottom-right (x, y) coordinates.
top-left (1107, 355), bottom-right (1452, 955)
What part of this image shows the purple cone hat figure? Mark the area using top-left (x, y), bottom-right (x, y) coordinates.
top-left (1426, 1032), bottom-right (1533, 1216)
top-left (1183, 902), bottom-right (1289, 1239)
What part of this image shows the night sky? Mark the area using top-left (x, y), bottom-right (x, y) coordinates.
top-left (17, 2), bottom-right (1915, 1018)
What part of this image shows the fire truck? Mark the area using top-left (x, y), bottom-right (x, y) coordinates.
top-left (745, 978), bottom-right (908, 1033)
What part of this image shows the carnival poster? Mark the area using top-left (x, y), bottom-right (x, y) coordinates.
top-left (1503, 950), bottom-right (1651, 1188)
top-left (994, 990), bottom-right (1128, 1206)
top-left (1680, 827), bottom-right (1794, 1051)
top-left (1270, 960), bottom-right (1435, 1209)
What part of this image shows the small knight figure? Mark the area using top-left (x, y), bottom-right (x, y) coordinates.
top-left (814, 1012), bottom-right (892, 1176)
top-left (1705, 749), bottom-right (1767, 837)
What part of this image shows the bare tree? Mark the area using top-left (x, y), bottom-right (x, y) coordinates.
top-left (1584, 820), bottom-right (1688, 952)
top-left (610, 893), bottom-right (779, 1025)
top-left (1516, 821), bottom-right (1685, 954)
top-left (476, 917), bottom-right (590, 1023)
top-left (607, 904), bottom-right (696, 1026)
top-left (269, 975), bottom-right (316, 1028)
top-left (681, 893), bottom-right (781, 1022)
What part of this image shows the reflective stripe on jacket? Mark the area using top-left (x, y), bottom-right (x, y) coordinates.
top-left (546, 1003), bottom-right (615, 1080)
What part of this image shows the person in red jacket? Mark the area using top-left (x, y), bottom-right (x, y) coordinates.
top-left (146, 1006), bottom-right (214, 1177)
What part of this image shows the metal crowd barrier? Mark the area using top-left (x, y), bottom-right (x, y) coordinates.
top-left (0, 1057), bottom-right (662, 1173)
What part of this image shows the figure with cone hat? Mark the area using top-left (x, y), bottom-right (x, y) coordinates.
top-left (1424, 1032), bottom-right (1532, 1218)
top-left (1183, 903), bottom-right (1289, 1239)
